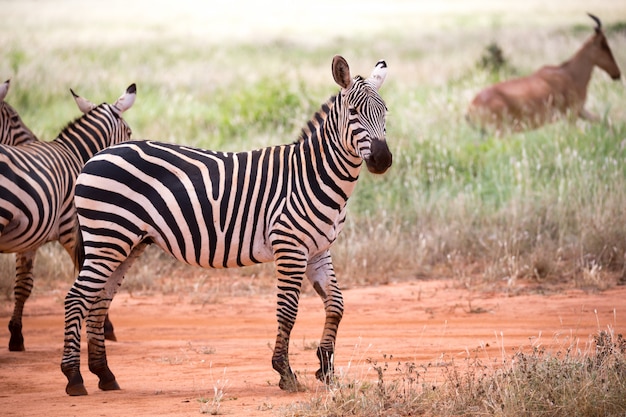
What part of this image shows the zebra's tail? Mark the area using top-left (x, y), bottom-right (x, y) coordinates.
top-left (70, 217), bottom-right (85, 273)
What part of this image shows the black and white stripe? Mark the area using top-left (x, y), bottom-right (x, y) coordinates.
top-left (0, 80), bottom-right (37, 146)
top-left (0, 84), bottom-right (136, 351)
top-left (61, 56), bottom-right (391, 395)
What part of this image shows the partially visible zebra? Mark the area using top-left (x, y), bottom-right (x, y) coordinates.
top-left (1, 84), bottom-right (136, 351)
top-left (0, 79), bottom-right (38, 146)
top-left (61, 55), bottom-right (391, 396)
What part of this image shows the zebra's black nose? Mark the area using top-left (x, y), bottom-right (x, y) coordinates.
top-left (365, 138), bottom-right (392, 174)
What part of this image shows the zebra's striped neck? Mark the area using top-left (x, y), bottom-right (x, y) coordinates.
top-left (296, 92), bottom-right (361, 178)
top-left (54, 104), bottom-right (125, 165)
top-left (291, 92), bottom-right (362, 209)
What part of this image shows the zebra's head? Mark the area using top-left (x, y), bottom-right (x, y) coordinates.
top-left (332, 56), bottom-right (392, 174)
top-left (70, 83), bottom-right (137, 146)
top-left (72, 83), bottom-right (137, 115)
top-left (0, 79), bottom-right (38, 146)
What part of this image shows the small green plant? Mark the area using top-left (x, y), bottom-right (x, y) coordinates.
top-left (478, 41), bottom-right (507, 73)
top-left (199, 367), bottom-right (230, 415)
top-left (8, 48), bottom-right (26, 75)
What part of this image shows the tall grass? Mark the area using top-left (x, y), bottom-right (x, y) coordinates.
top-left (1, 1), bottom-right (625, 293)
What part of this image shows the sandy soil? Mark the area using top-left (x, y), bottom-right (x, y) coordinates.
top-left (1, 279), bottom-right (624, 416)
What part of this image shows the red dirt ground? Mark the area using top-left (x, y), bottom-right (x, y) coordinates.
top-left (1, 279), bottom-right (624, 416)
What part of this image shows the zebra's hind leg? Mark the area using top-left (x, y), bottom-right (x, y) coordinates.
top-left (87, 243), bottom-right (147, 392)
top-left (62, 243), bottom-right (148, 395)
top-left (62, 285), bottom-right (112, 395)
top-left (8, 250), bottom-right (36, 351)
top-left (62, 285), bottom-right (92, 396)
top-left (87, 296), bottom-right (120, 391)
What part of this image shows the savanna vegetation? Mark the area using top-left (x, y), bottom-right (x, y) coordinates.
top-left (1, 1), bottom-right (625, 415)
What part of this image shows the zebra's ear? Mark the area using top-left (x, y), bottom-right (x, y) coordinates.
top-left (0, 79), bottom-right (9, 102)
top-left (368, 60), bottom-right (387, 91)
top-left (70, 88), bottom-right (96, 114)
top-left (114, 83), bottom-right (137, 113)
top-left (332, 55), bottom-right (353, 90)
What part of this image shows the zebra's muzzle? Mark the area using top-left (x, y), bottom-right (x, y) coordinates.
top-left (365, 138), bottom-right (392, 174)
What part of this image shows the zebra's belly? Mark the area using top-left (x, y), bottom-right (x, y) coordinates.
top-left (150, 233), bottom-right (276, 269)
top-left (0, 217), bottom-right (57, 253)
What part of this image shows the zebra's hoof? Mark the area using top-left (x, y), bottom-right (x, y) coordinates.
top-left (66, 383), bottom-right (88, 396)
top-left (278, 375), bottom-right (307, 392)
top-left (315, 368), bottom-right (334, 384)
top-left (99, 378), bottom-right (120, 391)
top-left (8, 321), bottom-right (25, 351)
top-left (8, 340), bottom-right (25, 352)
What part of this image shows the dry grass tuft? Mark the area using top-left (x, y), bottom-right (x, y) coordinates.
top-left (282, 329), bottom-right (626, 416)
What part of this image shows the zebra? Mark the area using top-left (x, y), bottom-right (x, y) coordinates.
top-left (61, 55), bottom-right (391, 396)
top-left (0, 79), bottom-right (38, 146)
top-left (1, 83), bottom-right (136, 351)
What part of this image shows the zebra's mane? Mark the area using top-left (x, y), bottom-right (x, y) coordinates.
top-left (293, 75), bottom-right (366, 145)
top-left (293, 93), bottom-right (337, 145)
top-left (57, 103), bottom-right (113, 138)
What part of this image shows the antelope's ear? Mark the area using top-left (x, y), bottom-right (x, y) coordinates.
top-left (71, 88), bottom-right (96, 114)
top-left (0, 79), bottom-right (10, 102)
top-left (368, 60), bottom-right (387, 90)
top-left (332, 55), bottom-right (353, 90)
top-left (114, 83), bottom-right (137, 113)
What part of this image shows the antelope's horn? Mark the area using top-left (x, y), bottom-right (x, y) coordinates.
top-left (587, 13), bottom-right (602, 30)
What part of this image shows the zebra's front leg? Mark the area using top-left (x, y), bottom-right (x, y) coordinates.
top-left (271, 252), bottom-right (307, 392)
top-left (306, 251), bottom-right (344, 384)
top-left (8, 251), bottom-right (36, 351)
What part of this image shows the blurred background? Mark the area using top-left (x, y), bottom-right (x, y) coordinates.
top-left (1, 0), bottom-right (625, 298)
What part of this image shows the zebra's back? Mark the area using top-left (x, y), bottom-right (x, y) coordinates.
top-left (76, 139), bottom-right (293, 268)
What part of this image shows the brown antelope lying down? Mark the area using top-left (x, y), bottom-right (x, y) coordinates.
top-left (466, 14), bottom-right (621, 134)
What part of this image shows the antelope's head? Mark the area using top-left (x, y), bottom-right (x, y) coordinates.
top-left (587, 13), bottom-right (621, 80)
